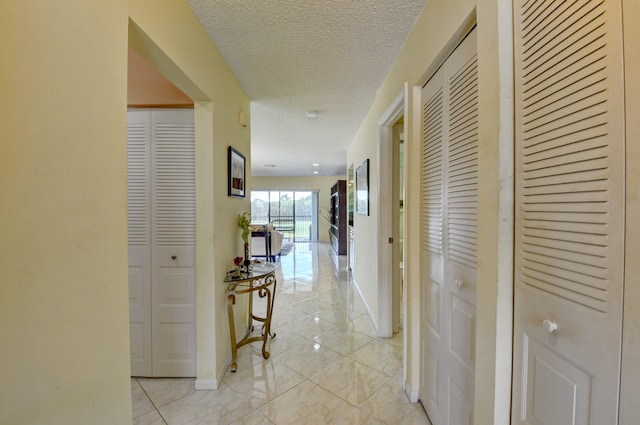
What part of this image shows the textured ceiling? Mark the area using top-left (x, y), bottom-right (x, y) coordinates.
top-left (186, 0), bottom-right (427, 177)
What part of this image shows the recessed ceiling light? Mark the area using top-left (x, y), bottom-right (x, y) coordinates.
top-left (313, 171), bottom-right (319, 174)
top-left (306, 111), bottom-right (318, 119)
top-left (312, 163), bottom-right (320, 167)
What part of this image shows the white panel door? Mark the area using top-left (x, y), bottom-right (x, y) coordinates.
top-left (127, 109), bottom-right (196, 377)
top-left (150, 110), bottom-right (196, 377)
top-left (512, 0), bottom-right (625, 423)
top-left (127, 110), bottom-right (152, 377)
top-left (420, 63), bottom-right (446, 425)
top-left (420, 28), bottom-right (478, 425)
top-left (442, 32), bottom-right (478, 425)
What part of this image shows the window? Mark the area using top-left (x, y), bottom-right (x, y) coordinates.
top-left (250, 190), bottom-right (318, 242)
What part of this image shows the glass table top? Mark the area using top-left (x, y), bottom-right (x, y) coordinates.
top-left (224, 261), bottom-right (278, 284)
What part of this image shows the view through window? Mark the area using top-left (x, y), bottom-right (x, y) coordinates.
top-left (250, 191), bottom-right (318, 242)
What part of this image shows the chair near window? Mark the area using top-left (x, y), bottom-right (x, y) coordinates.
top-left (270, 218), bottom-right (294, 240)
top-left (251, 223), bottom-right (284, 262)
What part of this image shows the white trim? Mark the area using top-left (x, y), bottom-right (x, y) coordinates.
top-left (376, 88), bottom-right (405, 338)
top-left (620, 0), bottom-right (640, 421)
top-left (378, 90), bottom-right (406, 126)
top-left (219, 356), bottom-right (231, 385)
top-left (351, 276), bottom-right (379, 334)
top-left (415, 10), bottom-right (477, 88)
top-left (194, 378), bottom-right (217, 390)
top-left (194, 356), bottom-right (231, 390)
top-left (404, 381), bottom-right (420, 403)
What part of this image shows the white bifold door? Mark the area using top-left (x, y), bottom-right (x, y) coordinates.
top-left (512, 0), bottom-right (625, 423)
top-left (128, 109), bottom-right (196, 377)
top-left (419, 28), bottom-right (478, 425)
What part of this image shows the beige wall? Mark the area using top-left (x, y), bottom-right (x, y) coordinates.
top-left (347, 0), bottom-right (513, 423)
top-left (251, 175), bottom-right (346, 243)
top-left (0, 0), bottom-right (250, 423)
top-left (0, 2), bottom-right (132, 424)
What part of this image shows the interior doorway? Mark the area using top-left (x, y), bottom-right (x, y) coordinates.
top-left (377, 89), bottom-right (405, 338)
top-left (348, 165), bottom-right (355, 272)
top-left (127, 108), bottom-right (196, 378)
top-left (395, 123), bottom-right (405, 334)
top-left (128, 12), bottom-right (244, 393)
top-left (127, 47), bottom-right (197, 378)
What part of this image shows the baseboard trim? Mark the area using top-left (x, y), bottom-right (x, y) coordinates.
top-left (219, 357), bottom-right (231, 383)
top-left (351, 276), bottom-right (379, 334)
top-left (195, 378), bottom-right (217, 390)
top-left (404, 381), bottom-right (419, 403)
top-left (195, 357), bottom-right (231, 390)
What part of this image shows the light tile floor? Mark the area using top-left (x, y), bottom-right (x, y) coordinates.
top-left (131, 242), bottom-right (431, 425)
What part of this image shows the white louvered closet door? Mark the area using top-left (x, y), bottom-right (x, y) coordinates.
top-left (420, 63), bottom-right (446, 425)
top-left (512, 0), bottom-right (625, 423)
top-left (150, 109), bottom-right (196, 377)
top-left (128, 110), bottom-right (152, 377)
top-left (127, 109), bottom-right (196, 378)
top-left (420, 28), bottom-right (478, 425)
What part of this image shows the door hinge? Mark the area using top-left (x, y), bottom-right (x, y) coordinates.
top-left (388, 237), bottom-right (393, 243)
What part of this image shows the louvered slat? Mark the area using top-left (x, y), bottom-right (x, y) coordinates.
top-left (128, 123), bottom-right (150, 246)
top-left (153, 123), bottom-right (195, 246)
top-left (421, 87), bottom-right (444, 256)
top-left (518, 0), bottom-right (611, 313)
top-left (447, 55), bottom-right (478, 269)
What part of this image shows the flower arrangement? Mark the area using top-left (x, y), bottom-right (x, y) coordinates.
top-left (228, 256), bottom-right (244, 278)
top-left (237, 212), bottom-right (251, 243)
top-left (237, 212), bottom-right (252, 271)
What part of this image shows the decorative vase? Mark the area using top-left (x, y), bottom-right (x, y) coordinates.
top-left (243, 242), bottom-right (251, 271)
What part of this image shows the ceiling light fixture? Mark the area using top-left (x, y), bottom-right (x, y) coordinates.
top-left (312, 163), bottom-right (319, 167)
top-left (313, 171), bottom-right (319, 174)
top-left (306, 110), bottom-right (318, 119)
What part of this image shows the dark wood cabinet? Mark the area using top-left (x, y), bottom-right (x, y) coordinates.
top-left (330, 180), bottom-right (347, 255)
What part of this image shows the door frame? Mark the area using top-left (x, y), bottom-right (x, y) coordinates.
top-left (128, 20), bottom-right (220, 389)
top-left (619, 0), bottom-right (640, 420)
top-left (377, 88), bottom-right (406, 337)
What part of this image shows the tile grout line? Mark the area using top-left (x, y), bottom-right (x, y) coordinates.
top-left (131, 243), bottom-right (425, 424)
top-left (133, 377), bottom-right (169, 425)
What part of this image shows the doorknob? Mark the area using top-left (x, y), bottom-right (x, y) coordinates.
top-left (171, 255), bottom-right (177, 260)
top-left (543, 319), bottom-right (558, 334)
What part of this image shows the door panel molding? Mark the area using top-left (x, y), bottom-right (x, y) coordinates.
top-left (128, 108), bottom-right (196, 378)
top-left (420, 27), bottom-right (478, 425)
top-left (512, 0), bottom-right (625, 422)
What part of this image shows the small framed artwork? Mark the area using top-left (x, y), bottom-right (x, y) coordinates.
top-left (355, 158), bottom-right (369, 215)
top-left (228, 146), bottom-right (246, 198)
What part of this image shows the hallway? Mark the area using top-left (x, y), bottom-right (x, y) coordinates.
top-left (131, 243), bottom-right (430, 424)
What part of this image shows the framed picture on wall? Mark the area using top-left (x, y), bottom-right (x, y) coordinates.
top-left (228, 146), bottom-right (246, 198)
top-left (355, 158), bottom-right (369, 215)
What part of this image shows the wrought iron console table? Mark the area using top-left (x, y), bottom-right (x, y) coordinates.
top-left (224, 262), bottom-right (277, 372)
